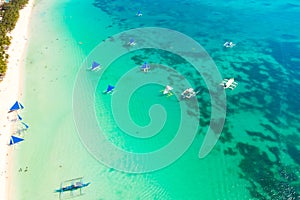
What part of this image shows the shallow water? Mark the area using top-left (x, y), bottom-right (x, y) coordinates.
top-left (10, 0), bottom-right (300, 199)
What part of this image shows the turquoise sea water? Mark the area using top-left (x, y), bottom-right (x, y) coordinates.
top-left (9, 0), bottom-right (300, 199)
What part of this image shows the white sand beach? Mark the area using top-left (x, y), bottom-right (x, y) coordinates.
top-left (0, 0), bottom-right (34, 199)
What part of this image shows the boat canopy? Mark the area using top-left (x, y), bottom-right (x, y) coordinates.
top-left (136, 10), bottom-right (142, 16)
top-left (141, 62), bottom-right (150, 69)
top-left (163, 85), bottom-right (173, 94)
top-left (91, 61), bottom-right (101, 70)
top-left (106, 85), bottom-right (115, 93)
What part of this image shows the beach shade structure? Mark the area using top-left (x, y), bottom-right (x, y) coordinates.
top-left (17, 114), bottom-right (23, 121)
top-left (8, 101), bottom-right (24, 113)
top-left (90, 61), bottom-right (101, 71)
top-left (103, 85), bottom-right (115, 94)
top-left (9, 136), bottom-right (24, 146)
top-left (21, 122), bottom-right (29, 129)
top-left (140, 62), bottom-right (150, 72)
top-left (162, 85), bottom-right (173, 97)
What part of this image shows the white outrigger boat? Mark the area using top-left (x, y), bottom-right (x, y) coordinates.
top-left (220, 78), bottom-right (238, 90)
top-left (224, 41), bottom-right (236, 48)
top-left (162, 85), bottom-right (173, 97)
top-left (181, 88), bottom-right (199, 99)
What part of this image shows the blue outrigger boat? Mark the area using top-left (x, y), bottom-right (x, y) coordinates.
top-left (55, 177), bottom-right (90, 199)
top-left (103, 85), bottom-right (115, 94)
top-left (90, 61), bottom-right (101, 71)
top-left (140, 62), bottom-right (150, 72)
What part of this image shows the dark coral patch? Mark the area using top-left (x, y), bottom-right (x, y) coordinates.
top-left (219, 130), bottom-right (233, 143)
top-left (267, 146), bottom-right (280, 163)
top-left (287, 142), bottom-right (300, 165)
top-left (246, 130), bottom-right (276, 142)
top-left (237, 142), bottom-right (300, 199)
top-left (224, 147), bottom-right (237, 155)
top-left (260, 123), bottom-right (280, 140)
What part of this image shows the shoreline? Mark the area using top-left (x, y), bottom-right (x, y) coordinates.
top-left (0, 0), bottom-right (34, 199)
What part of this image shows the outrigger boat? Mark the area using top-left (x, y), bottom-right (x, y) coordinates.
top-left (181, 88), bottom-right (199, 99)
top-left (17, 114), bottom-right (22, 121)
top-left (162, 85), bottom-right (173, 97)
top-left (224, 41), bottom-right (236, 48)
top-left (128, 38), bottom-right (136, 46)
top-left (55, 177), bottom-right (90, 200)
top-left (220, 78), bottom-right (238, 90)
top-left (136, 10), bottom-right (142, 16)
top-left (140, 62), bottom-right (150, 72)
top-left (103, 85), bottom-right (115, 94)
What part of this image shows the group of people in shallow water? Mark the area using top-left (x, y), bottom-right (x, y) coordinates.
top-left (18, 166), bottom-right (28, 172)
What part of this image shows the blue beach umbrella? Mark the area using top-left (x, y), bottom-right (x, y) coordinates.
top-left (8, 101), bottom-right (24, 113)
top-left (17, 114), bottom-right (22, 121)
top-left (9, 136), bottom-right (24, 146)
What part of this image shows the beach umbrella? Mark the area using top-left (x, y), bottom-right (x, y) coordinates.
top-left (8, 101), bottom-right (24, 113)
top-left (17, 114), bottom-right (22, 121)
top-left (9, 136), bottom-right (24, 146)
top-left (21, 122), bottom-right (29, 129)
top-left (128, 38), bottom-right (136, 46)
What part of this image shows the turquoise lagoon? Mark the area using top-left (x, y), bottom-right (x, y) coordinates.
top-left (9, 0), bottom-right (300, 199)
